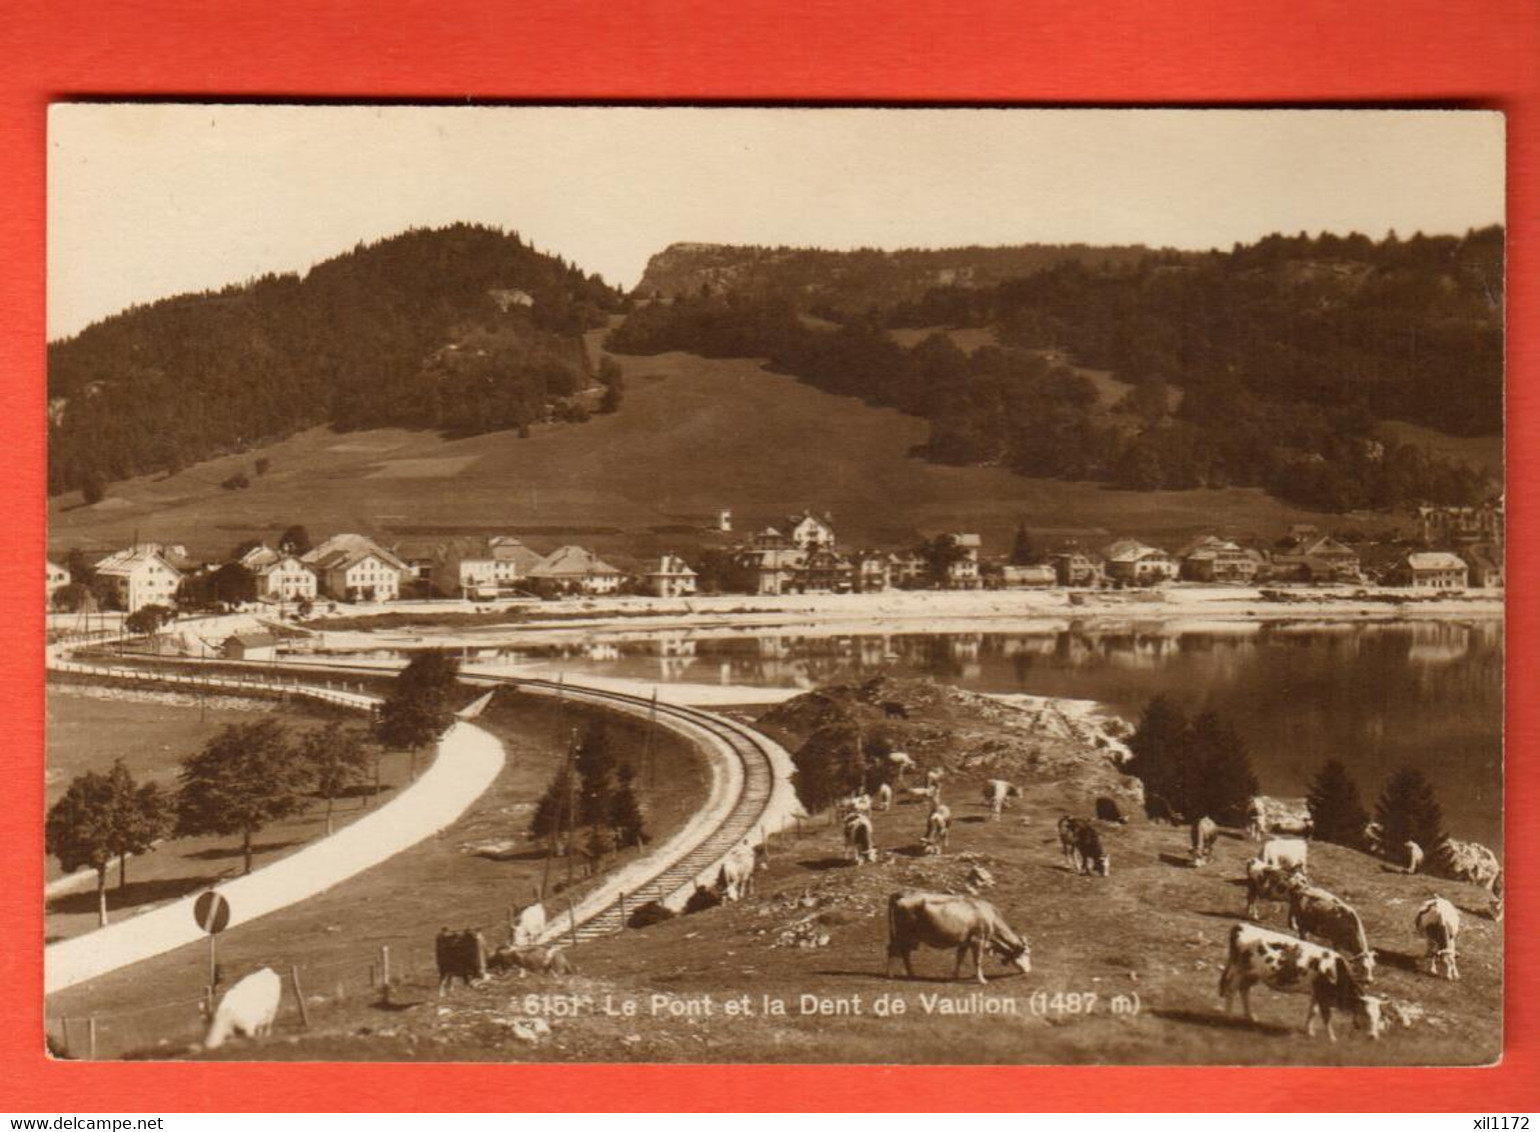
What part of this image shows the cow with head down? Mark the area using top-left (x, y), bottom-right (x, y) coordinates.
top-left (1415, 895), bottom-right (1461, 980)
top-left (716, 842), bottom-right (758, 902)
top-left (844, 812), bottom-right (877, 865)
top-left (923, 802), bottom-right (952, 855)
top-left (982, 779), bottom-right (1021, 821)
top-left (885, 891), bottom-right (1032, 984)
top-left (1288, 884), bottom-right (1377, 983)
top-left (1219, 922), bottom-right (1387, 1042)
top-left (1191, 816), bottom-right (1220, 867)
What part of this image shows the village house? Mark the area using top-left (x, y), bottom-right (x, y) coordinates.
top-left (887, 550), bottom-right (928, 589)
top-left (430, 535), bottom-right (544, 600)
top-left (1100, 539), bottom-right (1178, 586)
top-left (640, 554), bottom-right (699, 598)
top-left (1178, 536), bottom-right (1261, 584)
top-left (93, 545), bottom-right (183, 612)
top-left (1271, 528), bottom-right (1361, 582)
top-left (728, 546), bottom-right (803, 595)
top-left (239, 545), bottom-right (319, 602)
top-left (794, 547), bottom-right (854, 593)
top-left (222, 631), bottom-right (279, 662)
top-left (46, 560), bottom-right (71, 605)
top-left (525, 545), bottom-right (626, 596)
top-left (1050, 549), bottom-right (1104, 588)
top-left (786, 511), bottom-right (837, 551)
top-left (944, 533), bottom-right (983, 590)
top-left (850, 550), bottom-right (892, 593)
top-left (997, 563), bottom-right (1057, 588)
top-left (301, 534), bottom-right (409, 602)
top-left (1391, 551), bottom-right (1469, 590)
top-left (1460, 545), bottom-right (1504, 589)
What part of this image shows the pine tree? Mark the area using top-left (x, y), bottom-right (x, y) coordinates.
top-left (1307, 759), bottom-right (1370, 848)
top-left (1375, 767), bottom-right (1447, 858)
top-left (1186, 712), bottom-right (1259, 825)
top-left (1125, 696), bottom-right (1190, 818)
top-left (575, 720), bottom-right (618, 828)
top-left (609, 764), bottom-right (647, 847)
top-left (530, 765), bottom-right (576, 853)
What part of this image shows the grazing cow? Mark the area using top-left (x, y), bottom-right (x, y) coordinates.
top-left (1073, 821), bottom-right (1110, 876)
top-left (982, 779), bottom-right (1020, 820)
top-left (885, 891), bottom-right (1032, 984)
top-left (435, 928), bottom-right (488, 995)
top-left (1094, 796), bottom-right (1127, 824)
top-left (881, 700), bottom-right (908, 719)
top-left (923, 803), bottom-right (951, 855)
top-left (888, 751), bottom-right (916, 780)
top-left (1057, 816), bottom-right (1082, 870)
top-left (1245, 859), bottom-right (1309, 921)
top-left (1490, 869), bottom-right (1504, 923)
top-left (1288, 885), bottom-right (1377, 983)
top-left (1403, 841), bottom-right (1425, 876)
top-left (1270, 816), bottom-right (1316, 839)
top-left (1191, 816), bottom-right (1219, 867)
top-left (1248, 795), bottom-right (1312, 841)
top-left (874, 782), bottom-right (894, 811)
top-left (489, 945), bottom-right (573, 978)
top-left (1145, 793), bottom-right (1180, 825)
top-left (204, 968), bottom-right (281, 1050)
top-left (1260, 837), bottom-right (1309, 875)
top-left (844, 812), bottom-right (877, 865)
top-left (904, 785), bottom-right (940, 803)
top-left (510, 902), bottom-right (547, 947)
top-left (716, 842), bottom-right (758, 901)
top-left (1415, 896), bottom-right (1461, 980)
top-left (1219, 923), bottom-right (1386, 1041)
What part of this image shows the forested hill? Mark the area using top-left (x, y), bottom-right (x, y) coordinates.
top-left (48, 225), bottom-right (624, 497)
top-left (635, 241), bottom-right (1169, 319)
top-left (611, 227), bottom-right (1504, 513)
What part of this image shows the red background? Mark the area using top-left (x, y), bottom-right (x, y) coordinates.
top-left (1, 0), bottom-right (1535, 1112)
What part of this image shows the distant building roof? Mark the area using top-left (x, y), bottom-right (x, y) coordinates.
top-left (642, 554), bottom-right (698, 578)
top-left (94, 546), bottom-right (183, 577)
top-left (527, 545), bottom-right (624, 579)
top-left (225, 632), bottom-right (278, 649)
top-left (1102, 539), bottom-right (1167, 563)
top-left (302, 533), bottom-right (409, 574)
top-left (1405, 552), bottom-right (1468, 571)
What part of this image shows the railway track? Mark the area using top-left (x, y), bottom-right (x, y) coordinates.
top-left (49, 643), bottom-right (794, 948)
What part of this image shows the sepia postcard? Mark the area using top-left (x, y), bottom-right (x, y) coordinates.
top-left (43, 105), bottom-right (1504, 1066)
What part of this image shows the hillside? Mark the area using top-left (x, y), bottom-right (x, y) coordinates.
top-left (183, 679), bottom-right (1501, 1066)
top-left (47, 225), bottom-right (623, 497)
top-left (636, 241), bottom-right (1169, 318)
top-left (46, 328), bottom-right (1376, 561)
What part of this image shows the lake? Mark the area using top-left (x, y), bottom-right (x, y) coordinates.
top-left (455, 618), bottom-right (1503, 849)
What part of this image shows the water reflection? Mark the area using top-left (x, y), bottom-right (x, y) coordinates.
top-left (340, 620), bottom-right (1503, 848)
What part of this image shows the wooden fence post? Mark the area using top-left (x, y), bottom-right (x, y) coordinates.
top-left (87, 1016), bottom-right (97, 1060)
top-left (60, 1017), bottom-right (71, 1057)
top-left (290, 965), bottom-right (311, 1028)
top-left (380, 945), bottom-right (392, 1004)
top-left (618, 890), bottom-right (627, 926)
top-left (568, 900), bottom-right (579, 946)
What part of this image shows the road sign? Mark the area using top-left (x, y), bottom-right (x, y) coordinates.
top-left (194, 890), bottom-right (231, 935)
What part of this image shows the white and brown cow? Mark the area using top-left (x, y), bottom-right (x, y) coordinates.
top-left (923, 803), bottom-right (952, 855)
top-left (1191, 816), bottom-right (1219, 867)
top-left (1415, 895), bottom-right (1461, 980)
top-left (1288, 884), bottom-right (1377, 983)
top-left (716, 842), bottom-right (758, 901)
top-left (982, 779), bottom-right (1020, 821)
top-left (844, 812), bottom-right (877, 865)
top-left (885, 891), bottom-right (1031, 984)
top-left (1245, 859), bottom-right (1309, 921)
top-left (1219, 922), bottom-right (1386, 1041)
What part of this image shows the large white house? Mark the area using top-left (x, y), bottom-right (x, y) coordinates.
top-left (526, 545), bottom-right (626, 596)
top-left (787, 511), bottom-right (837, 551)
top-left (1101, 539), bottom-right (1178, 585)
top-left (431, 536), bottom-right (544, 599)
top-left (93, 546), bottom-right (182, 612)
top-left (640, 554), bottom-right (698, 598)
top-left (302, 534), bottom-right (408, 602)
top-left (239, 545), bottom-right (319, 602)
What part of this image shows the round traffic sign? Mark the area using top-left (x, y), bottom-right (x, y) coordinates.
top-left (194, 890), bottom-right (231, 934)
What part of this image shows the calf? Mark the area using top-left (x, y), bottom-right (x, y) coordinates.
top-left (1094, 796), bottom-right (1127, 824)
top-left (204, 968), bottom-right (281, 1050)
top-left (489, 945), bottom-right (573, 978)
top-left (435, 927), bottom-right (488, 995)
top-left (1057, 816), bottom-right (1082, 870)
top-left (1245, 859), bottom-right (1308, 921)
top-left (923, 803), bottom-right (951, 855)
top-left (1288, 884), bottom-right (1377, 983)
top-left (982, 779), bottom-right (1020, 821)
top-left (716, 842), bottom-right (757, 901)
top-left (886, 891), bottom-right (1031, 984)
top-left (1191, 815), bottom-right (1219, 867)
top-left (874, 782), bottom-right (894, 811)
top-left (1219, 923), bottom-right (1386, 1041)
top-left (844, 812), bottom-right (877, 865)
top-left (1415, 895), bottom-right (1461, 980)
